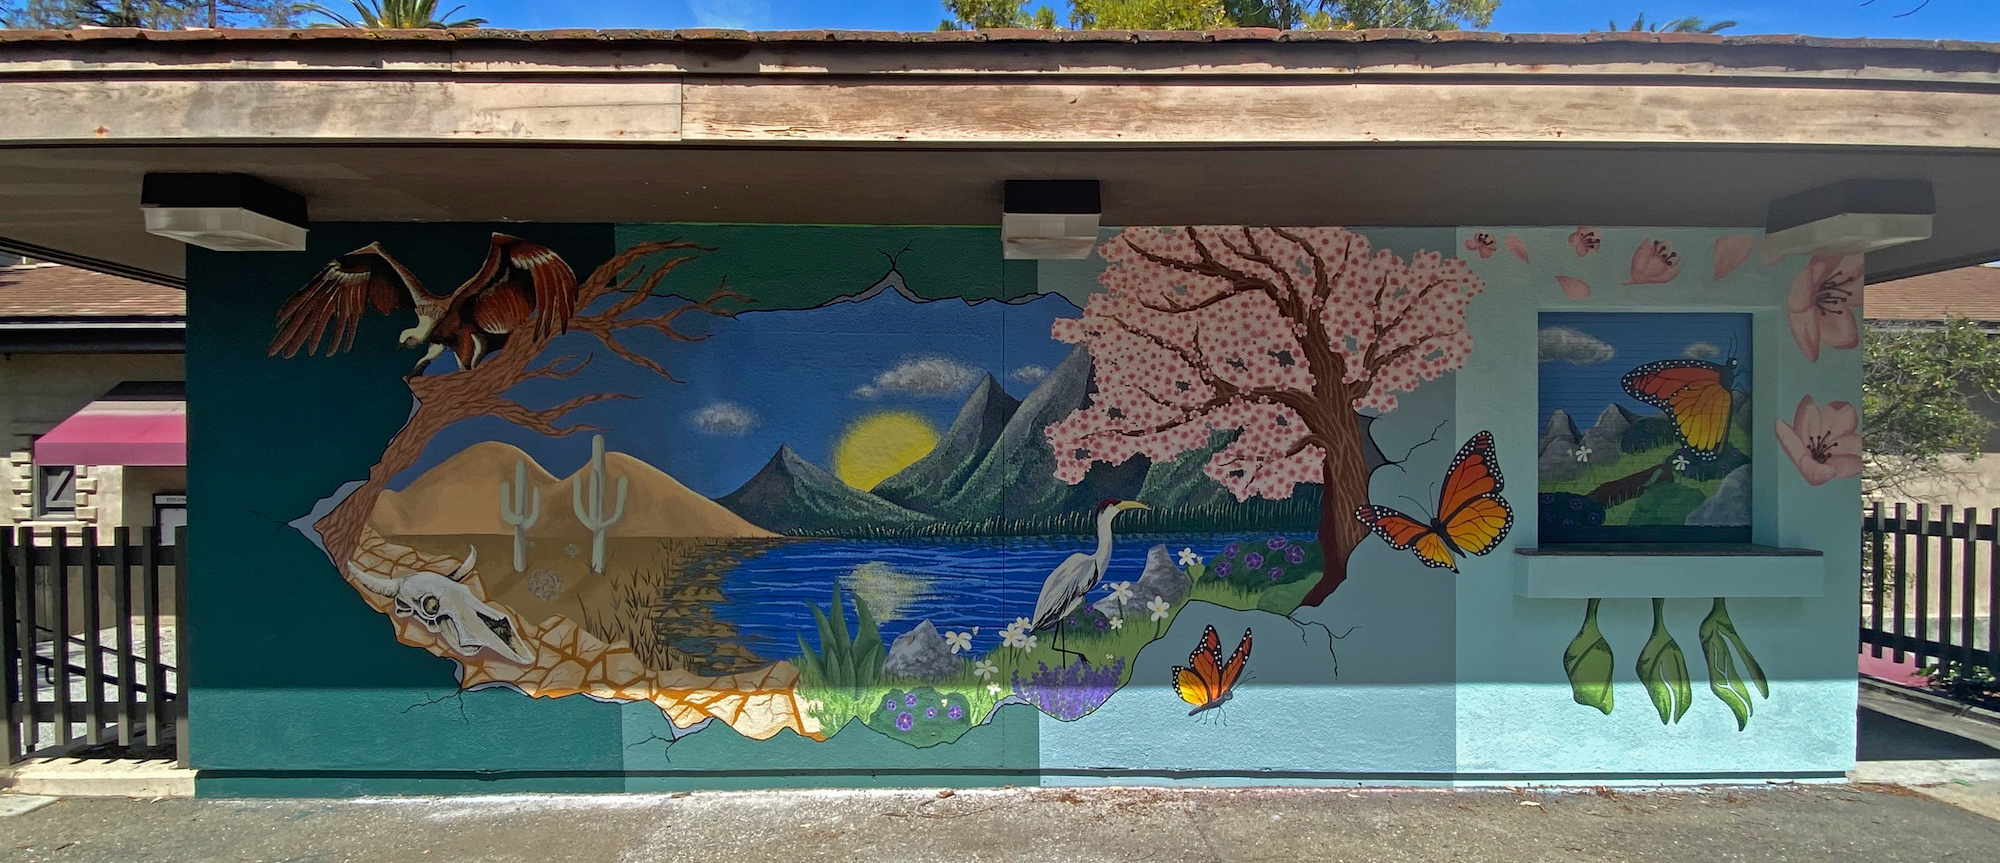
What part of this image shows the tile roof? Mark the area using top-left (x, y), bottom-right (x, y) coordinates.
top-left (1866, 265), bottom-right (2000, 323)
top-left (0, 28), bottom-right (1994, 54)
top-left (0, 264), bottom-right (185, 319)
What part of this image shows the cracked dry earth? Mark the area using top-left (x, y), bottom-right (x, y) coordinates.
top-left (4, 785), bottom-right (1998, 863)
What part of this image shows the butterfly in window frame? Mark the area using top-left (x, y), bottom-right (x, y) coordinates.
top-left (1620, 356), bottom-right (1741, 460)
top-left (1353, 430), bottom-right (1513, 573)
top-left (1173, 625), bottom-right (1251, 717)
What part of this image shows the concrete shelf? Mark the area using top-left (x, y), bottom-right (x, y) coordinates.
top-left (1513, 545), bottom-right (1825, 598)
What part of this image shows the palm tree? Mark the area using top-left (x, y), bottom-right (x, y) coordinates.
top-left (309, 0), bottom-right (485, 28)
top-left (1605, 13), bottom-right (1738, 33)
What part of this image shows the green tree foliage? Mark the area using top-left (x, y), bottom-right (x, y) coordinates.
top-left (1, 0), bottom-right (308, 28)
top-left (306, 0), bottom-right (482, 28)
top-left (1603, 13), bottom-right (1737, 33)
top-left (942, 0), bottom-right (1496, 31)
top-left (1862, 317), bottom-right (2000, 496)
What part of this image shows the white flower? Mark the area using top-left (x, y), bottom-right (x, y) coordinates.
top-left (987, 683), bottom-right (1002, 695)
top-left (1105, 654), bottom-right (1115, 662)
top-left (1108, 616), bottom-right (1124, 630)
top-left (1104, 580), bottom-right (1134, 603)
top-left (1573, 445), bottom-right (1592, 463)
top-left (973, 659), bottom-right (998, 679)
top-left (1177, 547), bottom-right (1201, 567)
top-left (1146, 596), bottom-right (1171, 621)
top-left (1020, 634), bottom-right (1038, 651)
top-left (999, 618), bottom-right (1030, 648)
top-left (1671, 454), bottom-right (1691, 472)
top-left (944, 630), bottom-right (973, 654)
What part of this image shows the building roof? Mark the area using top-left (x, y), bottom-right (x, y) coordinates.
top-left (0, 28), bottom-right (1995, 53)
top-left (0, 264), bottom-right (184, 320)
top-left (1866, 265), bottom-right (2000, 324)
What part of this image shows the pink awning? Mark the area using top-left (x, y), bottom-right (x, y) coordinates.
top-left (34, 400), bottom-right (185, 466)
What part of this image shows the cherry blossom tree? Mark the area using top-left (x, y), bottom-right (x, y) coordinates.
top-left (1046, 226), bottom-right (1483, 606)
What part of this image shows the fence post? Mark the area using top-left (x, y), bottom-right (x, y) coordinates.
top-left (1962, 508), bottom-right (1978, 668)
top-left (174, 525), bottom-right (188, 770)
top-left (50, 525), bottom-right (71, 751)
top-left (0, 526), bottom-right (16, 764)
top-left (1916, 504), bottom-right (1931, 668)
top-left (1892, 503), bottom-right (1908, 662)
top-left (14, 527), bottom-right (36, 758)
top-left (1992, 509), bottom-right (2000, 678)
top-left (82, 526), bottom-right (101, 746)
top-left (142, 526), bottom-right (162, 749)
top-left (1868, 501), bottom-right (1884, 658)
top-left (113, 526), bottom-right (132, 748)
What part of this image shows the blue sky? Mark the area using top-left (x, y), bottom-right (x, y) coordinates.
top-left (1537, 312), bottom-right (1752, 435)
top-left (460, 0), bottom-right (1997, 41)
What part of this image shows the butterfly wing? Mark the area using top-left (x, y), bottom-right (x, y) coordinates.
top-left (1355, 505), bottom-right (1458, 571)
top-left (1622, 360), bottom-right (1733, 457)
top-left (1215, 628), bottom-right (1253, 695)
top-left (1432, 431), bottom-right (1514, 559)
top-left (1443, 496), bottom-right (1514, 557)
top-left (1173, 626), bottom-right (1225, 708)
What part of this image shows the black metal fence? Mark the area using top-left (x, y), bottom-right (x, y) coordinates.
top-left (0, 526), bottom-right (185, 765)
top-left (1861, 503), bottom-right (1999, 674)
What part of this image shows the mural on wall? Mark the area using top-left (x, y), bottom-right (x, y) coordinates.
top-left (268, 224), bottom-right (1498, 749)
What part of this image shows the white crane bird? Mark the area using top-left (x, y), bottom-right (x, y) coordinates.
top-left (1030, 498), bottom-right (1150, 665)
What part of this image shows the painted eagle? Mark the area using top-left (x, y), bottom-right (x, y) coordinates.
top-left (268, 233), bottom-right (578, 375)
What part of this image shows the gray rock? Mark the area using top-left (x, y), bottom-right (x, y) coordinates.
top-left (1092, 544), bottom-right (1191, 619)
top-left (1580, 404), bottom-right (1635, 461)
top-left (1539, 438), bottom-right (1586, 482)
top-left (1540, 409), bottom-right (1581, 455)
top-left (1685, 465), bottom-right (1752, 526)
top-left (883, 620), bottom-right (960, 678)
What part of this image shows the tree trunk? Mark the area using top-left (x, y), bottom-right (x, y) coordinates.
top-left (1299, 409), bottom-right (1376, 607)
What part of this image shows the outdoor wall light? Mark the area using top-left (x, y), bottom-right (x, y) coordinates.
top-left (1002, 179), bottom-right (1101, 260)
top-left (1763, 179), bottom-right (1934, 258)
top-left (140, 173), bottom-right (309, 252)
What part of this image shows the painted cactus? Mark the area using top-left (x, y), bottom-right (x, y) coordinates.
top-left (571, 434), bottom-right (626, 574)
top-left (499, 459), bottom-right (541, 573)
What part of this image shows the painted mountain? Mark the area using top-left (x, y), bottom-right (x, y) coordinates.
top-left (374, 441), bottom-right (775, 539)
top-left (715, 444), bottom-right (932, 535)
top-left (870, 373), bottom-right (1020, 515)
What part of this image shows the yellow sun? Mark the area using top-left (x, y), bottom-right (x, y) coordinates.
top-left (832, 411), bottom-right (940, 491)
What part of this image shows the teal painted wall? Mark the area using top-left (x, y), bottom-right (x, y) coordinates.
top-left (185, 222), bottom-right (1857, 795)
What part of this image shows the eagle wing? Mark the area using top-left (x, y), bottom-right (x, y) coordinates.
top-left (269, 243), bottom-right (428, 358)
top-left (448, 234), bottom-right (578, 342)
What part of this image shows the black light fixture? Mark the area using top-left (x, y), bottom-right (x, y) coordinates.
top-left (141, 173), bottom-right (309, 252)
top-left (1763, 179), bottom-right (1933, 257)
top-left (1002, 180), bottom-right (1101, 260)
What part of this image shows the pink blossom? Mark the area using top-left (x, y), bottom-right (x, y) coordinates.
top-left (1465, 232), bottom-right (1496, 259)
top-left (1046, 226), bottom-right (1483, 503)
top-left (1555, 276), bottom-right (1591, 300)
top-left (1786, 254), bottom-right (1863, 362)
top-left (1712, 234), bottom-right (1757, 281)
top-left (1568, 227), bottom-right (1601, 258)
top-left (1775, 396), bottom-right (1863, 486)
top-left (1505, 234), bottom-right (1529, 263)
top-left (1624, 240), bottom-right (1682, 285)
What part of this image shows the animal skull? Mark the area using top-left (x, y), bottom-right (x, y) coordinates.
top-left (347, 547), bottom-right (535, 666)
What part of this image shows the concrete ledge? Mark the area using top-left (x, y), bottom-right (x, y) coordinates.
top-left (3, 758), bottom-right (194, 798)
top-left (1514, 547), bottom-right (1825, 598)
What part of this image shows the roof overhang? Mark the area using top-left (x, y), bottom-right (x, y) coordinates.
top-left (2, 28), bottom-right (1997, 285)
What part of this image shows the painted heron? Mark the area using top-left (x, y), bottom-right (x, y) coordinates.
top-left (1030, 498), bottom-right (1150, 665)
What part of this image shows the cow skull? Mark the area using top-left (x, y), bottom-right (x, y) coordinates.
top-left (347, 547), bottom-right (535, 666)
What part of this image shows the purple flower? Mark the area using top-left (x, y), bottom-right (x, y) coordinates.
top-left (1268, 567), bottom-right (1285, 581)
top-left (1285, 546), bottom-right (1305, 564)
top-left (884, 698), bottom-right (898, 711)
top-left (905, 693), bottom-right (919, 707)
top-left (1244, 552), bottom-right (1265, 570)
top-left (1215, 561), bottom-right (1233, 577)
top-left (1011, 658), bottom-right (1127, 721)
top-left (948, 704), bottom-right (964, 721)
top-left (1266, 537), bottom-right (1289, 549)
top-left (1222, 543), bottom-right (1240, 558)
top-left (1094, 616), bottom-right (1110, 631)
top-left (926, 706), bottom-right (938, 718)
top-left (895, 711), bottom-right (914, 731)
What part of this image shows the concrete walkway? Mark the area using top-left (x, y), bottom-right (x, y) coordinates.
top-left (1, 784), bottom-right (1996, 863)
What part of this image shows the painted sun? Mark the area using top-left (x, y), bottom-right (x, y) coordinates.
top-left (831, 411), bottom-right (940, 491)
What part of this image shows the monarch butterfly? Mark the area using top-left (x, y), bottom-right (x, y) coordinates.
top-left (1173, 625), bottom-right (1251, 716)
top-left (1621, 357), bottom-right (1739, 458)
top-left (1353, 431), bottom-right (1513, 572)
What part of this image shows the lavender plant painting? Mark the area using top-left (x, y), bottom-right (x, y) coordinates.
top-left (1013, 659), bottom-right (1128, 721)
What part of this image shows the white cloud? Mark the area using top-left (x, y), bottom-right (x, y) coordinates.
top-left (1010, 364), bottom-right (1049, 384)
top-left (853, 356), bottom-right (983, 399)
top-left (1538, 327), bottom-right (1616, 365)
top-left (691, 402), bottom-right (757, 436)
top-left (685, 0), bottom-right (772, 29)
top-left (1683, 342), bottom-right (1721, 359)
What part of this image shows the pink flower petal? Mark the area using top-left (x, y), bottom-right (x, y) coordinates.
top-left (1712, 234), bottom-right (1756, 280)
top-left (1779, 395), bottom-right (1864, 486)
top-left (1624, 240), bottom-right (1682, 285)
top-left (1505, 234), bottom-right (1530, 263)
top-left (1568, 227), bottom-right (1601, 258)
top-left (1822, 400), bottom-right (1861, 437)
top-left (1555, 276), bottom-right (1592, 300)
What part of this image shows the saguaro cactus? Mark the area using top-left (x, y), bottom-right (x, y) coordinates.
top-left (571, 434), bottom-right (626, 574)
top-left (499, 459), bottom-right (541, 573)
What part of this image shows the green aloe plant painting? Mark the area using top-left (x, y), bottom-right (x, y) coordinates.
top-left (1698, 598), bottom-right (1769, 730)
top-left (1563, 597), bottom-right (1769, 730)
top-left (1563, 598), bottom-right (1615, 714)
top-left (1636, 598), bottom-right (1693, 724)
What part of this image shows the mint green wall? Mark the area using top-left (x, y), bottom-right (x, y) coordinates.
top-left (185, 222), bottom-right (1859, 795)
top-left (1453, 228), bottom-right (1857, 779)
